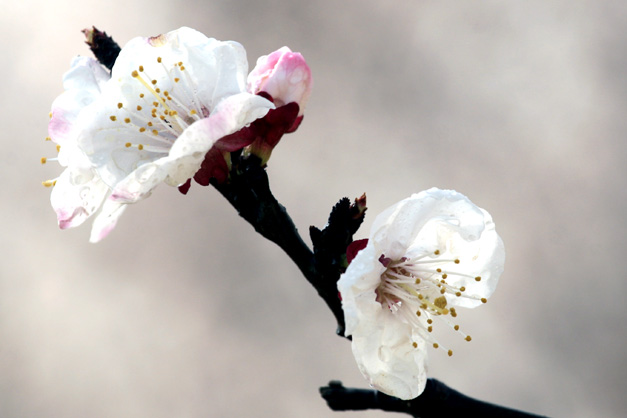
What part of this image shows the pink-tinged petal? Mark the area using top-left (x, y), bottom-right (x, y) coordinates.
top-left (108, 162), bottom-right (170, 203)
top-left (89, 199), bottom-right (127, 243)
top-left (248, 47), bottom-right (312, 116)
top-left (50, 167), bottom-right (110, 230)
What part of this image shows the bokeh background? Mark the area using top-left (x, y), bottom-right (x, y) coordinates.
top-left (2, 1), bottom-right (626, 417)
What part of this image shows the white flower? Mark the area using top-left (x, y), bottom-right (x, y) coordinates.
top-left (337, 188), bottom-right (505, 400)
top-left (45, 27), bottom-right (274, 241)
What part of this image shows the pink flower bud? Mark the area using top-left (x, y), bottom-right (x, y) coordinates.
top-left (248, 47), bottom-right (312, 116)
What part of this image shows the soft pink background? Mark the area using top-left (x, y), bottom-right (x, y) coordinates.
top-left (3, 1), bottom-right (626, 417)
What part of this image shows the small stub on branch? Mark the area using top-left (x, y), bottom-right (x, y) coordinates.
top-left (82, 26), bottom-right (121, 70)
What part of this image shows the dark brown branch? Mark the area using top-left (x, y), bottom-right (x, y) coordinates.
top-left (320, 380), bottom-right (550, 418)
top-left (211, 154), bottom-right (353, 334)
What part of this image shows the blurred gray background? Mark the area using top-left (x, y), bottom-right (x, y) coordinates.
top-left (2, 0), bottom-right (626, 417)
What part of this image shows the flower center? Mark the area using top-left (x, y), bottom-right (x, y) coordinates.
top-left (377, 249), bottom-right (486, 356)
top-left (107, 57), bottom-right (207, 153)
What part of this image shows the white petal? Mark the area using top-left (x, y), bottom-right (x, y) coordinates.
top-left (89, 198), bottom-right (127, 243)
top-left (350, 308), bottom-right (428, 400)
top-left (51, 166), bottom-right (110, 229)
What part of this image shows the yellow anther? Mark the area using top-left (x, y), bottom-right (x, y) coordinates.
top-left (42, 180), bottom-right (56, 187)
top-left (465, 335), bottom-right (472, 342)
top-left (155, 88), bottom-right (161, 93)
top-left (415, 278), bottom-right (421, 284)
top-left (137, 105), bottom-right (143, 111)
top-left (415, 310), bottom-right (421, 316)
top-left (147, 122), bottom-right (153, 127)
top-left (427, 326), bottom-right (433, 332)
top-left (190, 109), bottom-right (197, 115)
top-left (454, 259), bottom-right (460, 264)
top-left (440, 288), bottom-right (446, 294)
top-left (427, 319), bottom-right (433, 324)
top-left (455, 292), bottom-right (461, 297)
top-left (48, 112), bottom-right (53, 118)
top-left (157, 57), bottom-right (162, 63)
top-left (178, 61), bottom-right (183, 66)
top-left (124, 118), bottom-right (131, 123)
top-left (164, 91), bottom-right (169, 96)
top-left (412, 342), bottom-right (418, 348)
top-left (174, 78), bottom-right (180, 83)
top-left (433, 343), bottom-right (439, 349)
top-left (56, 145), bottom-right (60, 152)
top-left (460, 287), bottom-right (466, 292)
top-left (152, 129), bottom-right (158, 135)
top-left (139, 127), bottom-right (146, 132)
top-left (138, 144), bottom-right (144, 150)
top-left (117, 103), bottom-right (123, 109)
top-left (418, 294), bottom-right (424, 300)
top-left (110, 116), bottom-right (117, 121)
top-left (139, 93), bottom-right (145, 98)
top-left (139, 65), bottom-right (144, 72)
top-left (434, 250), bottom-right (440, 255)
top-left (40, 157), bottom-right (47, 164)
top-left (448, 350), bottom-right (453, 357)
top-left (125, 142), bottom-right (132, 148)
top-left (436, 268), bottom-right (442, 273)
top-left (434, 296), bottom-right (447, 309)
top-left (475, 276), bottom-right (482, 282)
top-left (481, 298), bottom-right (487, 304)
top-left (132, 70), bottom-right (139, 77)
top-left (441, 273), bottom-right (448, 279)
top-left (151, 79), bottom-right (157, 85)
top-left (454, 325), bottom-right (460, 331)
top-left (180, 65), bottom-right (186, 71)
top-left (45, 136), bottom-right (51, 141)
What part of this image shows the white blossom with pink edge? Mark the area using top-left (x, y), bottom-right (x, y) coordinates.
top-left (46, 56), bottom-right (119, 236)
top-left (46, 27), bottom-right (275, 242)
top-left (247, 46), bottom-right (312, 116)
top-left (337, 188), bottom-right (505, 400)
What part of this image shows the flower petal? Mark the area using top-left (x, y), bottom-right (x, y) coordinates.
top-left (248, 47), bottom-right (312, 115)
top-left (89, 198), bottom-right (128, 243)
top-left (351, 311), bottom-right (428, 400)
top-left (51, 166), bottom-right (110, 229)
